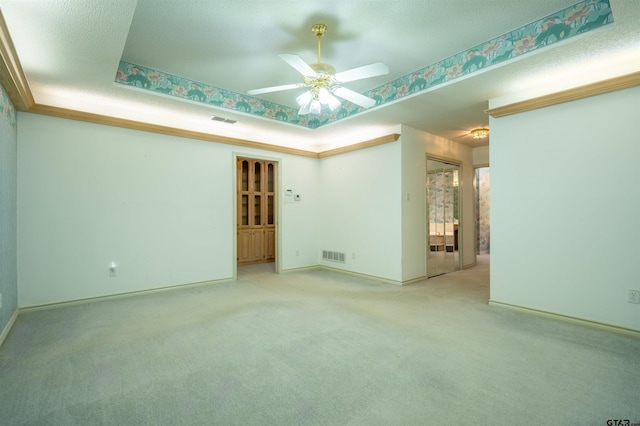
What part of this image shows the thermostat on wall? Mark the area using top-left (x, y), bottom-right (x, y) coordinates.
top-left (284, 189), bottom-right (294, 203)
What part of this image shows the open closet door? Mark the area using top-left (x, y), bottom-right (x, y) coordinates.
top-left (427, 158), bottom-right (461, 277)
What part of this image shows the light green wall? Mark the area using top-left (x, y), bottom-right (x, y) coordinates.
top-left (20, 84), bottom-right (639, 334)
top-left (400, 125), bottom-right (476, 281)
top-left (490, 85), bottom-right (640, 331)
top-left (16, 113), bottom-right (321, 307)
top-left (318, 141), bottom-right (403, 281)
top-left (16, 111), bottom-right (476, 308)
top-left (473, 146), bottom-right (489, 167)
top-left (0, 83), bottom-right (17, 337)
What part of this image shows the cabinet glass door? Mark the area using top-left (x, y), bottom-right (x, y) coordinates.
top-left (237, 157), bottom-right (277, 266)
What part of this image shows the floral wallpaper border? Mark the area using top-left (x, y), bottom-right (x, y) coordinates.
top-left (114, 0), bottom-right (613, 130)
top-left (1, 83), bottom-right (17, 129)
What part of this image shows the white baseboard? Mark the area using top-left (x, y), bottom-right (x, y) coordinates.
top-left (279, 265), bottom-right (322, 274)
top-left (400, 275), bottom-right (428, 285)
top-left (318, 265), bottom-right (404, 285)
top-left (19, 277), bottom-right (234, 313)
top-left (489, 300), bottom-right (640, 337)
top-left (285, 264), bottom-right (431, 286)
top-left (0, 309), bottom-right (19, 349)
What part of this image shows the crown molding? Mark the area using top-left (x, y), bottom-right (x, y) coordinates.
top-left (29, 103), bottom-right (320, 158)
top-left (318, 134), bottom-right (401, 158)
top-left (0, 9), bottom-right (34, 110)
top-left (486, 71), bottom-right (640, 118)
top-left (31, 103), bottom-right (401, 158)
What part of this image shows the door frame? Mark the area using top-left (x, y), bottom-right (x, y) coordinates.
top-left (232, 152), bottom-right (282, 279)
top-left (426, 154), bottom-right (463, 277)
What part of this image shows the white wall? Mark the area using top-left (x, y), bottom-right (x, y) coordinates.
top-left (473, 145), bottom-right (489, 167)
top-left (275, 153), bottom-right (322, 270)
top-left (490, 86), bottom-right (640, 331)
top-left (17, 113), bottom-right (320, 307)
top-left (16, 112), bottom-right (482, 306)
top-left (400, 125), bottom-right (476, 281)
top-left (317, 141), bottom-right (403, 282)
top-left (0, 84), bottom-right (17, 335)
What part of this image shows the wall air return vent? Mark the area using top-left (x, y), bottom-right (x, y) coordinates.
top-left (322, 250), bottom-right (346, 263)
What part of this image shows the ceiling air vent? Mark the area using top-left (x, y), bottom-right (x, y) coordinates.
top-left (322, 250), bottom-right (346, 263)
top-left (211, 115), bottom-right (237, 124)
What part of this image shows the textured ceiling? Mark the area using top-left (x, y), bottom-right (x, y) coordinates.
top-left (1, 0), bottom-right (639, 152)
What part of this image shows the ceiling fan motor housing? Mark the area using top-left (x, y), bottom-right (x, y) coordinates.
top-left (310, 62), bottom-right (336, 75)
top-left (311, 24), bottom-right (327, 37)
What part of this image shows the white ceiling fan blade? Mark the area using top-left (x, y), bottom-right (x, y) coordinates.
top-left (278, 53), bottom-right (317, 77)
top-left (334, 62), bottom-right (389, 83)
top-left (248, 83), bottom-right (305, 95)
top-left (333, 87), bottom-right (376, 109)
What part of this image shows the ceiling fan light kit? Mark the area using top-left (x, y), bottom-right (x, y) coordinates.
top-left (248, 24), bottom-right (389, 115)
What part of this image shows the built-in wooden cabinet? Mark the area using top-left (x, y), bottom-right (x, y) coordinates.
top-left (237, 157), bottom-right (276, 265)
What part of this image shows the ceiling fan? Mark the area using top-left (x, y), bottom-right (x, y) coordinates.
top-left (248, 24), bottom-right (389, 115)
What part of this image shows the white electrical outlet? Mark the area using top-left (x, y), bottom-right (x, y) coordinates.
top-left (629, 289), bottom-right (640, 304)
top-left (109, 262), bottom-right (117, 277)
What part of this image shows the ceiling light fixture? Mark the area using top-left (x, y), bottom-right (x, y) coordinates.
top-left (470, 128), bottom-right (489, 139)
top-left (296, 85), bottom-right (341, 115)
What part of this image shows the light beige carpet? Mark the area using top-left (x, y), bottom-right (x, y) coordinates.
top-left (1, 256), bottom-right (638, 425)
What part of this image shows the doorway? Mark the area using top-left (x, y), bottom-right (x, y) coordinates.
top-left (236, 157), bottom-right (277, 266)
top-left (475, 167), bottom-right (490, 254)
top-left (427, 158), bottom-right (461, 277)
